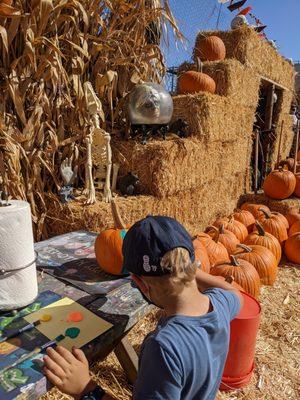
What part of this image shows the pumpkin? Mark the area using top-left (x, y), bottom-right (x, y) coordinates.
top-left (193, 237), bottom-right (211, 273)
top-left (244, 221), bottom-right (282, 263)
top-left (194, 232), bottom-right (229, 266)
top-left (94, 200), bottom-right (129, 276)
top-left (178, 58), bottom-right (216, 94)
top-left (284, 232), bottom-right (300, 264)
top-left (214, 275), bottom-right (244, 291)
top-left (285, 207), bottom-right (300, 227)
top-left (233, 209), bottom-right (255, 233)
top-left (240, 203), bottom-right (270, 219)
top-left (195, 35), bottom-right (226, 61)
top-left (288, 220), bottom-right (300, 237)
top-left (210, 255), bottom-right (261, 298)
top-left (213, 216), bottom-right (248, 242)
top-left (257, 208), bottom-right (288, 244)
top-left (205, 225), bottom-right (240, 254)
top-left (234, 244), bottom-right (278, 286)
top-left (263, 167), bottom-right (296, 200)
top-left (294, 174), bottom-right (300, 197)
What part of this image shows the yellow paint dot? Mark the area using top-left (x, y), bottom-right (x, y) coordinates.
top-left (40, 314), bottom-right (52, 322)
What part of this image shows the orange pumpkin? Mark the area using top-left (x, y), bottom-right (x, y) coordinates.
top-left (205, 225), bottom-right (239, 254)
top-left (234, 244), bottom-right (278, 286)
top-left (210, 255), bottom-right (261, 298)
top-left (244, 221), bottom-right (282, 263)
top-left (289, 220), bottom-right (300, 237)
top-left (233, 209), bottom-right (255, 233)
top-left (284, 232), bottom-right (300, 264)
top-left (178, 59), bottom-right (216, 94)
top-left (195, 35), bottom-right (226, 61)
top-left (240, 203), bottom-right (270, 219)
top-left (195, 232), bottom-right (229, 266)
top-left (213, 216), bottom-right (248, 242)
top-left (263, 168), bottom-right (296, 200)
top-left (94, 200), bottom-right (129, 276)
top-left (193, 237), bottom-right (211, 273)
top-left (294, 174), bottom-right (300, 197)
top-left (257, 209), bottom-right (288, 244)
top-left (285, 207), bottom-right (300, 227)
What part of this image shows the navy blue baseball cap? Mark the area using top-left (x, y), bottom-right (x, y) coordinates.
top-left (122, 216), bottom-right (195, 276)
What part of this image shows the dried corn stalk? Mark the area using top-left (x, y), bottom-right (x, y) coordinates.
top-left (0, 0), bottom-right (180, 239)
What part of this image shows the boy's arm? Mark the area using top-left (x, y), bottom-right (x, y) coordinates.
top-left (195, 268), bottom-right (244, 308)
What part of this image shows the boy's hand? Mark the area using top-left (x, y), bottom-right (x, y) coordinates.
top-left (43, 346), bottom-right (94, 399)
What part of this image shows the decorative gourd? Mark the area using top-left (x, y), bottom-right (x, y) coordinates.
top-left (213, 216), bottom-right (248, 242)
top-left (193, 237), bottom-right (211, 273)
top-left (240, 203), bottom-right (270, 219)
top-left (284, 232), bottom-right (300, 264)
top-left (178, 59), bottom-right (216, 94)
top-left (94, 200), bottom-right (129, 276)
top-left (288, 220), bottom-right (300, 237)
top-left (244, 221), bottom-right (282, 263)
top-left (294, 174), bottom-right (300, 197)
top-left (195, 35), bottom-right (226, 61)
top-left (257, 208), bottom-right (288, 244)
top-left (285, 208), bottom-right (300, 227)
top-left (210, 255), bottom-right (261, 298)
top-left (194, 232), bottom-right (229, 266)
top-left (233, 209), bottom-right (255, 233)
top-left (263, 167), bottom-right (296, 200)
top-left (205, 225), bottom-right (240, 255)
top-left (234, 244), bottom-right (278, 286)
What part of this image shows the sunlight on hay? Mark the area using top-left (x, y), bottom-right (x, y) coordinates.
top-left (41, 266), bottom-right (299, 400)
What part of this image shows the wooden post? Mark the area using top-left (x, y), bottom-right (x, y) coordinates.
top-left (264, 84), bottom-right (275, 131)
top-left (254, 129), bottom-right (259, 194)
top-left (294, 120), bottom-right (300, 174)
top-left (276, 120), bottom-right (284, 166)
top-left (114, 337), bottom-right (139, 384)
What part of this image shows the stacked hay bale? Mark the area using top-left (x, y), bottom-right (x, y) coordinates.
top-left (47, 27), bottom-right (295, 237)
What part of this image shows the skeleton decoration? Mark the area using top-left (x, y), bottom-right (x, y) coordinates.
top-left (59, 149), bottom-right (78, 203)
top-left (83, 82), bottom-right (113, 204)
top-left (128, 83), bottom-right (174, 144)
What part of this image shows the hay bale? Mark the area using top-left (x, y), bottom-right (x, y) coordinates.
top-left (46, 174), bottom-right (245, 238)
top-left (178, 59), bottom-right (259, 107)
top-left (113, 137), bottom-right (250, 198)
top-left (172, 94), bottom-right (256, 142)
top-left (194, 27), bottom-right (295, 90)
top-left (238, 192), bottom-right (300, 214)
top-left (270, 114), bottom-right (294, 166)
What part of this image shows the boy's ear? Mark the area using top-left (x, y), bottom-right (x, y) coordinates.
top-left (131, 274), bottom-right (148, 294)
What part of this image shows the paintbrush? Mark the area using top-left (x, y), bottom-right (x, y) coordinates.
top-left (0, 334), bottom-right (65, 374)
top-left (0, 320), bottom-right (42, 343)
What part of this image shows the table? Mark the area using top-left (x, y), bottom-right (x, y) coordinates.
top-left (0, 231), bottom-right (153, 400)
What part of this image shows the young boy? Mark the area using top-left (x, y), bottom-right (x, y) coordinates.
top-left (43, 216), bottom-right (243, 399)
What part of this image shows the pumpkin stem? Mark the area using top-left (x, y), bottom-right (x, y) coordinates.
top-left (111, 198), bottom-right (126, 229)
top-left (259, 208), bottom-right (270, 219)
top-left (219, 224), bottom-right (225, 234)
top-left (255, 220), bottom-right (266, 236)
top-left (225, 275), bottom-right (235, 284)
top-left (230, 255), bottom-right (240, 267)
top-left (237, 243), bottom-right (252, 253)
top-left (196, 57), bottom-right (203, 73)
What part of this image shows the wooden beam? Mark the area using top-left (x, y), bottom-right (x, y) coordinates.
top-left (264, 84), bottom-right (275, 131)
top-left (114, 337), bottom-right (139, 384)
top-left (260, 75), bottom-right (290, 92)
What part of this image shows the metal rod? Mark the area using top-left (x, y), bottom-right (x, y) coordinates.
top-left (254, 129), bottom-right (259, 194)
top-left (294, 120), bottom-right (300, 174)
top-left (276, 120), bottom-right (284, 166)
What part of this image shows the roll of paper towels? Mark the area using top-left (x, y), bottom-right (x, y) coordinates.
top-left (0, 200), bottom-right (38, 310)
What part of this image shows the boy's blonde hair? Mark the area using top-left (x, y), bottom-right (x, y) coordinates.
top-left (146, 247), bottom-right (198, 296)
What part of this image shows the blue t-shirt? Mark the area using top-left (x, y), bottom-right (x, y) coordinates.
top-left (133, 288), bottom-right (241, 400)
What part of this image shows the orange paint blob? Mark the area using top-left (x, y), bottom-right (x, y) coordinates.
top-left (67, 312), bottom-right (84, 323)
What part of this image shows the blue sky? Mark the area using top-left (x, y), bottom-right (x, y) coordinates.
top-left (163, 0), bottom-right (300, 67)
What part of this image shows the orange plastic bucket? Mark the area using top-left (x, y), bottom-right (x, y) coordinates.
top-left (220, 292), bottom-right (261, 391)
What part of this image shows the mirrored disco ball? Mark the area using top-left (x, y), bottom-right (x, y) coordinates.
top-left (128, 82), bottom-right (173, 125)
